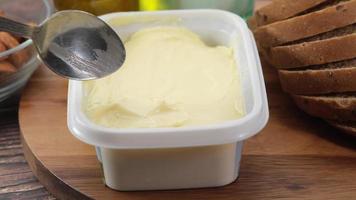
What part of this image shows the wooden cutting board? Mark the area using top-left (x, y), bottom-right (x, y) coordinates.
top-left (18, 59), bottom-right (356, 199)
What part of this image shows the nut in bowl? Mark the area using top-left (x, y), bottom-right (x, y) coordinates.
top-left (0, 0), bottom-right (53, 104)
top-left (68, 10), bottom-right (269, 191)
top-left (0, 26), bottom-right (29, 74)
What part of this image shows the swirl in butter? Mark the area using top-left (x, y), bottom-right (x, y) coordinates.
top-left (83, 27), bottom-right (245, 128)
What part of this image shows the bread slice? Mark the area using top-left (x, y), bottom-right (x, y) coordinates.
top-left (285, 23), bottom-right (356, 45)
top-left (327, 120), bottom-right (356, 136)
top-left (278, 59), bottom-right (356, 95)
top-left (254, 0), bottom-right (356, 48)
top-left (269, 33), bottom-right (356, 69)
top-left (254, 0), bottom-right (329, 27)
top-left (292, 95), bottom-right (356, 121)
top-left (262, 23), bottom-right (356, 67)
top-left (297, 0), bottom-right (351, 15)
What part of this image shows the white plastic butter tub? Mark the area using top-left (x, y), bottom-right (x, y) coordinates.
top-left (67, 10), bottom-right (269, 191)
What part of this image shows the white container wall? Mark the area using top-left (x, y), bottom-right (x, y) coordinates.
top-left (68, 10), bottom-right (269, 191)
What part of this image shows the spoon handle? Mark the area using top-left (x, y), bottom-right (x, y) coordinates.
top-left (0, 16), bottom-right (35, 38)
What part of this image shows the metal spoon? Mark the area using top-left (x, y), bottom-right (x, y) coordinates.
top-left (0, 10), bottom-right (126, 80)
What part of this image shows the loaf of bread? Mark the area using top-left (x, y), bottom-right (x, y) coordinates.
top-left (254, 0), bottom-right (356, 48)
top-left (250, 0), bottom-right (356, 135)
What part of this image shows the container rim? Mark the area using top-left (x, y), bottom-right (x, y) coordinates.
top-left (67, 9), bottom-right (269, 149)
top-left (0, 0), bottom-right (53, 58)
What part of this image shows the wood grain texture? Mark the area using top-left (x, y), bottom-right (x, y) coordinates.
top-left (0, 110), bottom-right (55, 200)
top-left (18, 51), bottom-right (356, 200)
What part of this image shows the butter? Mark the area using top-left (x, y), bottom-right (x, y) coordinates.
top-left (83, 27), bottom-right (245, 128)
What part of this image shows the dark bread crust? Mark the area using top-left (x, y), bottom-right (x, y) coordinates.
top-left (327, 120), bottom-right (356, 136)
top-left (292, 95), bottom-right (356, 121)
top-left (269, 34), bottom-right (356, 69)
top-left (254, 0), bottom-right (356, 48)
top-left (278, 66), bottom-right (356, 95)
top-left (254, 0), bottom-right (328, 27)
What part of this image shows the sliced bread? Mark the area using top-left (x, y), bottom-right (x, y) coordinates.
top-left (251, 0), bottom-right (356, 133)
top-left (254, 0), bottom-right (356, 48)
top-left (278, 59), bottom-right (356, 95)
top-left (269, 33), bottom-right (356, 69)
top-left (254, 0), bottom-right (329, 27)
top-left (292, 95), bottom-right (356, 121)
top-left (327, 120), bottom-right (356, 136)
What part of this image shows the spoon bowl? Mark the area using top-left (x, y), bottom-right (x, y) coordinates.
top-left (0, 10), bottom-right (126, 80)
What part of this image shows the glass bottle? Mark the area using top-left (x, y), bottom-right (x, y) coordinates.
top-left (139, 0), bottom-right (254, 19)
top-left (54, 0), bottom-right (139, 15)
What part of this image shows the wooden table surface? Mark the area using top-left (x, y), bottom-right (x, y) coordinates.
top-left (0, 1), bottom-right (306, 199)
top-left (0, 106), bottom-right (55, 199)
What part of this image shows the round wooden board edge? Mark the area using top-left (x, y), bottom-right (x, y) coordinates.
top-left (20, 129), bottom-right (92, 200)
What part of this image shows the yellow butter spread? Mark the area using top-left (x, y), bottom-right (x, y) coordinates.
top-left (83, 27), bottom-right (245, 128)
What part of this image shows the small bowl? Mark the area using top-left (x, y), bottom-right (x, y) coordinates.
top-left (0, 0), bottom-right (53, 105)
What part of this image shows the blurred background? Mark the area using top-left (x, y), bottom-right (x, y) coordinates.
top-left (54, 0), bottom-right (254, 18)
